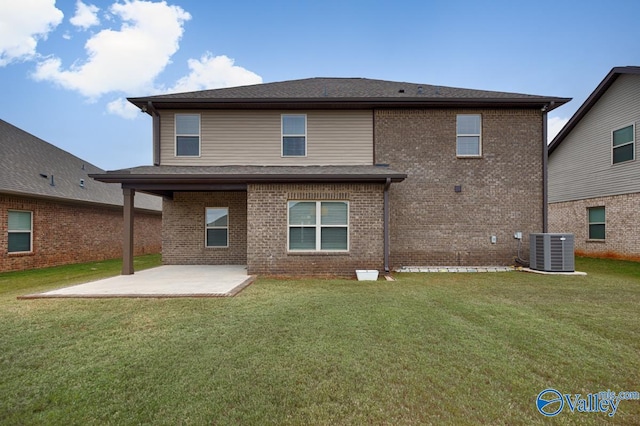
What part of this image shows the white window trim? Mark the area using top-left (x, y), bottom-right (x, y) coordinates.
top-left (456, 114), bottom-right (482, 157)
top-left (175, 113), bottom-right (201, 158)
top-left (611, 123), bottom-right (635, 165)
top-left (287, 201), bottom-right (349, 252)
top-left (281, 114), bottom-right (307, 157)
top-left (205, 207), bottom-right (229, 248)
top-left (587, 206), bottom-right (605, 240)
top-left (7, 210), bottom-right (33, 254)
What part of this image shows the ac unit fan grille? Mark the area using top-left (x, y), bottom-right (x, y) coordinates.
top-left (529, 233), bottom-right (575, 272)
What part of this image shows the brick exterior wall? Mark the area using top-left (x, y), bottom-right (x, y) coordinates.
top-left (374, 108), bottom-right (544, 267)
top-left (156, 108), bottom-right (547, 275)
top-left (247, 183), bottom-right (384, 276)
top-left (549, 193), bottom-right (640, 260)
top-left (0, 194), bottom-right (161, 272)
top-left (162, 192), bottom-right (247, 265)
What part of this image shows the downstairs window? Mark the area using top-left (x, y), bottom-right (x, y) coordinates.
top-left (8, 210), bottom-right (32, 253)
top-left (288, 201), bottom-right (348, 251)
top-left (206, 208), bottom-right (228, 247)
top-left (588, 206), bottom-right (605, 240)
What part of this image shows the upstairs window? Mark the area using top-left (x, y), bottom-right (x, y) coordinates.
top-left (176, 114), bottom-right (200, 157)
top-left (8, 210), bottom-right (32, 253)
top-left (288, 201), bottom-right (348, 251)
top-left (588, 206), bottom-right (605, 240)
top-left (205, 208), bottom-right (228, 247)
top-left (456, 114), bottom-right (482, 157)
top-left (282, 115), bottom-right (306, 157)
top-left (612, 124), bottom-right (635, 164)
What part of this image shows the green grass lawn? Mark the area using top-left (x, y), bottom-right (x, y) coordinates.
top-left (1, 256), bottom-right (639, 425)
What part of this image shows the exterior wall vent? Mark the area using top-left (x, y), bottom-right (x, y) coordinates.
top-left (529, 233), bottom-right (575, 272)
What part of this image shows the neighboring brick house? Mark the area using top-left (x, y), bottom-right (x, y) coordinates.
top-left (548, 66), bottom-right (640, 260)
top-left (0, 119), bottom-right (162, 272)
top-left (91, 78), bottom-right (569, 276)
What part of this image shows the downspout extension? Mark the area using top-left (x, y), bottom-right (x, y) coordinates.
top-left (384, 178), bottom-right (391, 273)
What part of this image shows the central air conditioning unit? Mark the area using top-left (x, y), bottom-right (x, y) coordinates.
top-left (529, 233), bottom-right (575, 272)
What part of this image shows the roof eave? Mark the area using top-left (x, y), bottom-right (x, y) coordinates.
top-left (90, 173), bottom-right (407, 185)
top-left (549, 66), bottom-right (640, 154)
top-left (128, 97), bottom-right (570, 112)
top-left (0, 188), bottom-right (161, 213)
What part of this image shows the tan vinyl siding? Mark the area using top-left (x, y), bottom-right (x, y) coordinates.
top-left (549, 74), bottom-right (640, 203)
top-left (159, 110), bottom-right (373, 166)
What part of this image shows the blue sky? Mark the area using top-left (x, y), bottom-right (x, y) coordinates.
top-left (1, 0), bottom-right (639, 170)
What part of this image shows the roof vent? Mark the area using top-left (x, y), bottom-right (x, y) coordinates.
top-left (80, 179), bottom-right (85, 188)
top-left (398, 89), bottom-right (405, 93)
top-left (50, 175), bottom-right (55, 187)
top-left (417, 86), bottom-right (423, 94)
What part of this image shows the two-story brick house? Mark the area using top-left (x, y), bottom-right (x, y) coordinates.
top-left (548, 66), bottom-right (640, 260)
top-left (92, 78), bottom-right (569, 276)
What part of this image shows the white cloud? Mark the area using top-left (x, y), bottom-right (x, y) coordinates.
top-left (0, 0), bottom-right (63, 66)
top-left (107, 53), bottom-right (263, 119)
top-left (548, 116), bottom-right (569, 143)
top-left (32, 0), bottom-right (191, 99)
top-left (70, 1), bottom-right (100, 30)
top-left (106, 97), bottom-right (140, 119)
top-left (16, 1), bottom-right (262, 118)
top-left (167, 53), bottom-right (263, 93)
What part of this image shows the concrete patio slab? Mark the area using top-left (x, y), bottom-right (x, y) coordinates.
top-left (18, 265), bottom-right (256, 299)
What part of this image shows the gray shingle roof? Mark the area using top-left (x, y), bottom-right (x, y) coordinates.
top-left (0, 119), bottom-right (161, 211)
top-left (128, 77), bottom-right (570, 111)
top-left (92, 165), bottom-right (406, 184)
top-left (106, 164), bottom-right (403, 175)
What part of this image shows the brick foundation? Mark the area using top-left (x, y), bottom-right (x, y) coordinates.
top-left (0, 195), bottom-right (161, 272)
top-left (549, 193), bottom-right (640, 260)
top-left (374, 108), bottom-right (544, 267)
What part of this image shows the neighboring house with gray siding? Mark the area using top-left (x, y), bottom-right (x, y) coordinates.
top-left (91, 78), bottom-right (568, 276)
top-left (0, 119), bottom-right (163, 272)
top-left (548, 66), bottom-right (640, 260)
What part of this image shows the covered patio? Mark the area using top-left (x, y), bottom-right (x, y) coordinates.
top-left (90, 165), bottom-right (406, 277)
